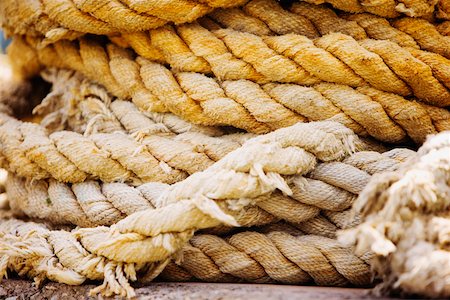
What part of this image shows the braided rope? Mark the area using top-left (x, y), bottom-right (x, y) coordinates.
top-left (8, 36), bottom-right (450, 144)
top-left (339, 131), bottom-right (450, 298)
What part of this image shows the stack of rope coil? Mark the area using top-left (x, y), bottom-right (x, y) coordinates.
top-left (0, 0), bottom-right (449, 298)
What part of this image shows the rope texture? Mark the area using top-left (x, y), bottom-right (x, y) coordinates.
top-left (300, 0), bottom-right (444, 18)
top-left (8, 35), bottom-right (450, 144)
top-left (0, 0), bottom-right (446, 43)
top-left (339, 131), bottom-right (450, 298)
top-left (0, 0), bottom-right (248, 39)
top-left (0, 119), bottom-right (367, 297)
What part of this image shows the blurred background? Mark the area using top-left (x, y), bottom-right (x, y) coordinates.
top-left (0, 31), bottom-right (10, 53)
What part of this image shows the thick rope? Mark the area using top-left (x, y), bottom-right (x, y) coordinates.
top-left (3, 68), bottom-right (413, 232)
top-left (298, 0), bottom-right (443, 18)
top-left (339, 131), bottom-right (450, 298)
top-left (0, 218), bottom-right (372, 297)
top-left (0, 0), bottom-right (248, 39)
top-left (0, 120), bottom-right (361, 297)
top-left (159, 226), bottom-right (372, 286)
top-left (5, 143), bottom-right (413, 228)
top-left (0, 0), bottom-right (445, 44)
top-left (8, 38), bottom-right (450, 144)
top-left (42, 23), bottom-right (450, 108)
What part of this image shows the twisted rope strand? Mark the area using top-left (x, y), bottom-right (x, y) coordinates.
top-left (299, 0), bottom-right (440, 18)
top-left (9, 37), bottom-right (449, 143)
top-left (5, 145), bottom-right (413, 228)
top-left (0, 0), bottom-right (248, 38)
top-left (9, 1), bottom-right (450, 106)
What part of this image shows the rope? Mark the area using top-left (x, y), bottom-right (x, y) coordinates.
top-left (5, 144), bottom-right (413, 228)
top-left (0, 0), bottom-right (248, 38)
top-left (0, 0), bottom-right (446, 43)
top-left (160, 228), bottom-right (372, 286)
top-left (339, 131), bottom-right (450, 298)
top-left (298, 0), bottom-right (442, 18)
top-left (437, 1), bottom-right (450, 20)
top-left (0, 218), bottom-right (372, 297)
top-left (438, 21), bottom-right (450, 35)
top-left (8, 37), bottom-right (450, 144)
top-left (0, 120), bottom-right (362, 296)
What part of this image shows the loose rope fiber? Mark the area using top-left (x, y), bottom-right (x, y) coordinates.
top-left (8, 36), bottom-right (450, 144)
top-left (339, 131), bottom-right (450, 298)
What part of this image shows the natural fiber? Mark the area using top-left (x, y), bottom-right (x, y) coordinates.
top-left (0, 0), bottom-right (446, 44)
top-left (0, 119), bottom-right (366, 296)
top-left (0, 0), bottom-right (248, 39)
top-left (298, 0), bottom-right (443, 18)
top-left (1, 1), bottom-right (449, 298)
top-left (8, 37), bottom-right (450, 144)
top-left (339, 131), bottom-right (450, 297)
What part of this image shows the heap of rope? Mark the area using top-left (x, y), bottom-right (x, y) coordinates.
top-left (339, 131), bottom-right (450, 298)
top-left (0, 0), bottom-right (449, 298)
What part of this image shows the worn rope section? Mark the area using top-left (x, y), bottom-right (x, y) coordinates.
top-left (19, 16), bottom-right (450, 108)
top-left (0, 120), bottom-right (361, 296)
top-left (5, 144), bottom-right (414, 229)
top-left (339, 131), bottom-right (450, 298)
top-left (8, 37), bottom-right (450, 144)
top-left (158, 224), bottom-right (372, 286)
top-left (297, 0), bottom-right (444, 18)
top-left (3, 68), bottom-right (412, 232)
top-left (0, 0), bottom-right (248, 39)
top-left (0, 0), bottom-right (446, 44)
top-left (122, 2), bottom-right (450, 68)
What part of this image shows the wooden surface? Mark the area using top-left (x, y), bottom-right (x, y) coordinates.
top-left (0, 279), bottom-right (397, 299)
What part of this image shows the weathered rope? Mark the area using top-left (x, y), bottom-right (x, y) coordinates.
top-left (8, 37), bottom-right (450, 144)
top-left (132, 4), bottom-right (450, 69)
top-left (0, 218), bottom-right (372, 297)
top-left (0, 0), bottom-right (446, 44)
top-left (339, 131), bottom-right (450, 298)
top-left (3, 68), bottom-right (412, 234)
top-left (0, 120), bottom-right (362, 297)
top-left (0, 0), bottom-right (248, 39)
top-left (26, 20), bottom-right (450, 108)
top-left (158, 226), bottom-right (372, 286)
top-left (297, 0), bottom-right (444, 18)
top-left (5, 144), bottom-right (413, 228)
